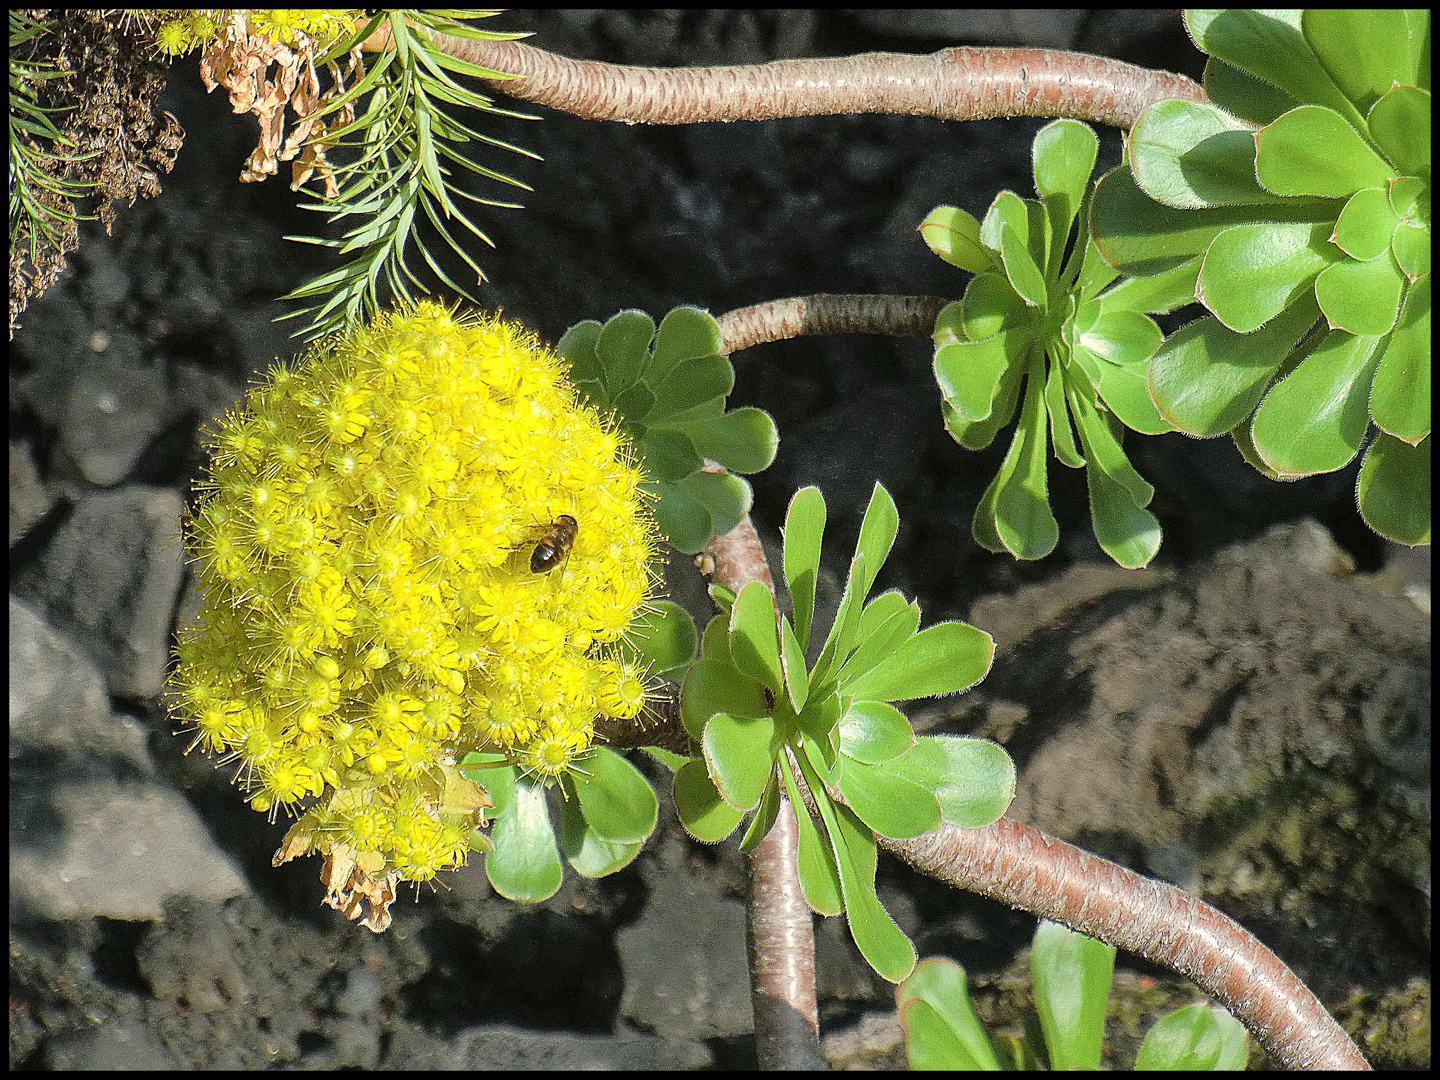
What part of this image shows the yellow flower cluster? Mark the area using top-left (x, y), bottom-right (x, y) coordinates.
top-left (174, 302), bottom-right (659, 884)
top-left (152, 8), bottom-right (363, 56)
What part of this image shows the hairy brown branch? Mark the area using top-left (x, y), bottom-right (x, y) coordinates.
top-left (716, 294), bottom-right (948, 355)
top-left (884, 820), bottom-right (1369, 1070)
top-left (425, 34), bottom-right (1208, 129)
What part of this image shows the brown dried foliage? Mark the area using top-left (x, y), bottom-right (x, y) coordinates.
top-left (10, 10), bottom-right (183, 336)
top-left (198, 12), bottom-right (363, 200)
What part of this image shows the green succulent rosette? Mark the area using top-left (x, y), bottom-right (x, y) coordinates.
top-left (558, 307), bottom-right (779, 554)
top-left (1090, 8), bottom-right (1430, 546)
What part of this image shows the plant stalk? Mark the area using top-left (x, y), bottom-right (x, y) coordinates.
top-left (704, 500), bottom-right (822, 1069)
top-left (885, 819), bottom-right (1369, 1070)
top-left (421, 33), bottom-right (1209, 129)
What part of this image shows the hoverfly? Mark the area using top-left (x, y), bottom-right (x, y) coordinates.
top-left (529, 514), bottom-right (578, 575)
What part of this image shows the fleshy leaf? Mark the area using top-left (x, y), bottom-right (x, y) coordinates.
top-left (782, 486), bottom-right (826, 653)
top-left (566, 746), bottom-right (658, 845)
top-left (838, 700), bottom-right (915, 764)
top-left (898, 959), bottom-right (1003, 1070)
top-left (702, 711), bottom-right (780, 811)
top-left (1357, 432), bottom-right (1430, 545)
top-left (888, 735), bottom-right (1015, 829)
top-left (486, 777), bottom-right (563, 902)
top-left (1031, 920), bottom-right (1116, 1072)
top-left (1251, 329), bottom-right (1382, 477)
top-left (729, 580), bottom-right (783, 696)
top-left (843, 622), bottom-right (994, 703)
top-left (839, 756), bottom-right (940, 839)
top-left (919, 204), bottom-right (993, 274)
top-left (674, 757), bottom-right (744, 841)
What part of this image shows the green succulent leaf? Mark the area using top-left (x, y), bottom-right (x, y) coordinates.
top-left (673, 757), bottom-right (744, 841)
top-left (564, 746), bottom-right (658, 845)
top-left (1128, 99), bottom-right (1277, 210)
top-left (1031, 919), bottom-right (1116, 1072)
top-left (650, 305), bottom-right (727, 386)
top-left (485, 774), bottom-right (563, 902)
top-left (680, 656), bottom-right (768, 739)
top-left (1197, 220), bottom-right (1338, 334)
top-left (852, 482), bottom-right (899, 605)
top-left (887, 735), bottom-right (1015, 829)
top-left (933, 328), bottom-right (1029, 423)
top-left (660, 407), bottom-right (779, 474)
top-left (1370, 273), bottom-right (1430, 444)
top-left (615, 381), bottom-right (657, 421)
top-left (779, 615), bottom-right (809, 713)
top-left (918, 204), bottom-right (993, 274)
top-left (738, 772), bottom-right (783, 852)
top-left (680, 468), bottom-right (754, 535)
top-left (1033, 120), bottom-right (1099, 253)
top-left (1046, 349), bottom-right (1086, 467)
top-left (983, 355), bottom-right (1061, 560)
top-left (1001, 221), bottom-right (1049, 307)
top-left (1082, 318), bottom-right (1170, 435)
top-left (1067, 387), bottom-right (1161, 568)
top-left (1333, 186), bottom-right (1400, 262)
top-left (837, 700), bottom-right (915, 764)
top-left (701, 610), bottom-right (733, 659)
top-left (703, 711), bottom-right (781, 811)
top-left (803, 759), bottom-right (915, 983)
top-left (835, 593), bottom-right (922, 688)
top-left (838, 756), bottom-right (940, 839)
top-left (555, 319), bottom-right (605, 391)
top-left (781, 757), bottom-right (844, 915)
top-left (558, 792), bottom-right (641, 879)
top-left (959, 271), bottom-right (1031, 337)
top-left (1357, 433), bottom-right (1431, 546)
top-left (1098, 255), bottom-right (1205, 316)
top-left (1148, 292), bottom-right (1322, 437)
top-left (645, 476), bottom-right (712, 553)
top-left (898, 959), bottom-right (1003, 1070)
top-left (648, 355), bottom-right (733, 418)
top-left (619, 599), bottom-right (697, 682)
top-left (594, 309), bottom-right (656, 394)
top-left (1314, 251), bottom-right (1406, 336)
top-left (1366, 84), bottom-right (1431, 180)
top-left (782, 486), bottom-right (826, 653)
top-left (1250, 327), bottom-right (1384, 477)
top-left (1255, 105), bottom-right (1395, 198)
top-left (1134, 1002), bottom-right (1249, 1070)
top-left (729, 580), bottom-right (784, 696)
top-left (811, 552), bottom-right (868, 688)
top-left (842, 621), bottom-right (994, 703)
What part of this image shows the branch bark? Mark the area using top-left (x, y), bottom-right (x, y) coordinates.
top-left (884, 819), bottom-right (1369, 1070)
top-left (424, 33), bottom-right (1208, 129)
top-left (715, 294), bottom-right (948, 354)
top-left (702, 499), bottom-right (821, 1070)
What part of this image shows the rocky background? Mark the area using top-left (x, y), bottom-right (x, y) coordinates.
top-left (10, 10), bottom-right (1429, 1069)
